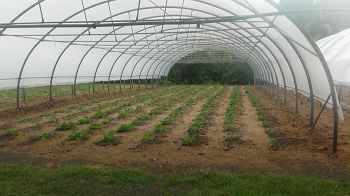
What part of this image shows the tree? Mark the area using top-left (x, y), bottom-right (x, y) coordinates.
top-left (279, 0), bottom-right (350, 40)
top-left (167, 63), bottom-right (254, 85)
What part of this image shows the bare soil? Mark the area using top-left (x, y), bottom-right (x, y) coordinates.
top-left (0, 85), bottom-right (350, 180)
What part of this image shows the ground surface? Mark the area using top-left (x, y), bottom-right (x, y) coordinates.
top-left (0, 85), bottom-right (350, 180)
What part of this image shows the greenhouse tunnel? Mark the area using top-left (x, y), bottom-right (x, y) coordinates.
top-left (0, 0), bottom-right (344, 153)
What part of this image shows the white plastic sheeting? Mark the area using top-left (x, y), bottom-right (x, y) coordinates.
top-left (0, 0), bottom-right (342, 118)
top-left (318, 29), bottom-right (350, 86)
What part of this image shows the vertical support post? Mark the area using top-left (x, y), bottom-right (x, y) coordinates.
top-left (22, 87), bottom-right (26, 102)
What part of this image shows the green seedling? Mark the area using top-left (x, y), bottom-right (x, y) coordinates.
top-left (68, 131), bottom-right (89, 141)
top-left (102, 131), bottom-right (117, 143)
top-left (153, 124), bottom-right (170, 134)
top-left (56, 122), bottom-right (76, 131)
top-left (141, 133), bottom-right (155, 143)
top-left (117, 124), bottom-right (135, 133)
top-left (89, 123), bottom-right (103, 130)
top-left (182, 136), bottom-right (198, 146)
top-left (77, 116), bottom-right (90, 125)
top-left (132, 115), bottom-right (148, 126)
top-left (33, 123), bottom-right (44, 130)
top-left (92, 111), bottom-right (105, 119)
top-left (4, 128), bottom-right (18, 137)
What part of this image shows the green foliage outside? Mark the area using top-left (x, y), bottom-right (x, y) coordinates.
top-left (167, 63), bottom-right (254, 85)
top-left (279, 0), bottom-right (350, 40)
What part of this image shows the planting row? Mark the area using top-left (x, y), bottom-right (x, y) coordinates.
top-left (223, 87), bottom-right (243, 149)
top-left (182, 86), bottom-right (227, 146)
top-left (245, 88), bottom-right (279, 150)
top-left (0, 86), bottom-right (196, 143)
top-left (140, 85), bottom-right (218, 144)
top-left (34, 85), bottom-right (208, 145)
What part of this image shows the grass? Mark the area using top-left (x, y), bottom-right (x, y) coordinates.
top-left (68, 131), bottom-right (89, 141)
top-left (56, 122), bottom-right (76, 131)
top-left (117, 124), bottom-right (135, 133)
top-left (0, 164), bottom-right (349, 195)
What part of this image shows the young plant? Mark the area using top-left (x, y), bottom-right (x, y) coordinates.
top-left (141, 132), bottom-right (155, 144)
top-left (67, 113), bottom-right (78, 119)
top-left (102, 131), bottom-right (117, 143)
top-left (77, 116), bottom-right (90, 125)
top-left (56, 122), bottom-right (76, 131)
top-left (4, 128), bottom-right (18, 137)
top-left (89, 123), bottom-right (103, 130)
top-left (68, 131), bottom-right (89, 141)
top-left (268, 138), bottom-right (279, 150)
top-left (117, 107), bottom-right (135, 119)
top-left (33, 123), bottom-right (44, 130)
top-left (105, 107), bottom-right (117, 115)
top-left (102, 118), bottom-right (113, 125)
top-left (92, 111), bottom-right (105, 120)
top-left (117, 124), bottom-right (135, 133)
top-left (182, 136), bottom-right (198, 146)
top-left (131, 115), bottom-right (149, 126)
top-left (38, 133), bottom-right (51, 141)
top-left (80, 108), bottom-right (90, 114)
top-left (153, 124), bottom-right (170, 134)
top-left (96, 131), bottom-right (120, 146)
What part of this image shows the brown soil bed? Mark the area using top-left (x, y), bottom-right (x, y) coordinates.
top-left (0, 85), bottom-right (350, 180)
